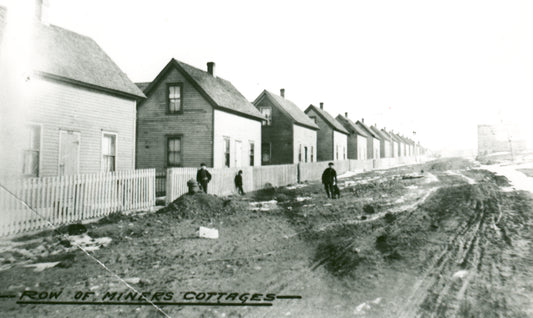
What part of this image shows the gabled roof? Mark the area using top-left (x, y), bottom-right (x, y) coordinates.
top-left (135, 82), bottom-right (151, 92)
top-left (355, 120), bottom-right (379, 139)
top-left (140, 59), bottom-right (264, 121)
top-left (304, 105), bottom-right (349, 134)
top-left (380, 129), bottom-right (395, 142)
top-left (26, 19), bottom-right (144, 99)
top-left (253, 90), bottom-right (319, 130)
top-left (335, 115), bottom-right (368, 137)
top-left (370, 125), bottom-right (389, 141)
top-left (389, 132), bottom-right (405, 144)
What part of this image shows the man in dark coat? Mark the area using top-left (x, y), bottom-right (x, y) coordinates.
top-left (196, 163), bottom-right (212, 193)
top-left (234, 170), bottom-right (245, 195)
top-left (321, 162), bottom-right (338, 199)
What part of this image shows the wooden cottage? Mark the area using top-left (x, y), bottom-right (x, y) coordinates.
top-left (0, 5), bottom-right (144, 177)
top-left (304, 103), bottom-right (348, 161)
top-left (252, 89), bottom-right (319, 165)
top-left (370, 125), bottom-right (392, 158)
top-left (355, 119), bottom-right (380, 159)
top-left (380, 129), bottom-right (398, 158)
top-left (335, 113), bottom-right (368, 160)
top-left (136, 59), bottom-right (264, 170)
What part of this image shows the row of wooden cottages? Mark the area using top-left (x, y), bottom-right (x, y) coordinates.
top-left (0, 5), bottom-right (422, 179)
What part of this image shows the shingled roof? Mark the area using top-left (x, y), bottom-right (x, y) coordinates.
top-left (140, 59), bottom-right (264, 121)
top-left (370, 125), bottom-right (389, 141)
top-left (304, 105), bottom-right (348, 134)
top-left (355, 120), bottom-right (379, 139)
top-left (335, 115), bottom-right (368, 137)
top-left (30, 19), bottom-right (143, 98)
top-left (253, 90), bottom-right (319, 130)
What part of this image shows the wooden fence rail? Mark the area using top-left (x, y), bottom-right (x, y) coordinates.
top-left (0, 169), bottom-right (155, 237)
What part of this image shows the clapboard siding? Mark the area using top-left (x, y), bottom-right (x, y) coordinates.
top-left (293, 124), bottom-right (317, 163)
top-left (28, 77), bottom-right (136, 176)
top-left (305, 107), bottom-right (334, 161)
top-left (254, 96), bottom-right (293, 165)
top-left (136, 67), bottom-right (213, 170)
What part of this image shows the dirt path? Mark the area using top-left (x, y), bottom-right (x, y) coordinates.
top-left (1, 158), bottom-right (532, 317)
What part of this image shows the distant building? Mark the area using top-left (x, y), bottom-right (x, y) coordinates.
top-left (0, 5), bottom-right (144, 177)
top-left (304, 103), bottom-right (348, 161)
top-left (380, 129), bottom-right (397, 158)
top-left (477, 124), bottom-right (528, 155)
top-left (355, 119), bottom-right (380, 159)
top-left (252, 89), bottom-right (319, 165)
top-left (335, 113), bottom-right (368, 160)
top-left (370, 125), bottom-right (392, 158)
top-left (136, 59), bottom-right (264, 170)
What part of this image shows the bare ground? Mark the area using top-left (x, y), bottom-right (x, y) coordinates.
top-left (0, 158), bottom-right (532, 317)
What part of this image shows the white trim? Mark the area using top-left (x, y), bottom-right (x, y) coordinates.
top-left (101, 131), bottom-right (118, 172)
top-left (58, 129), bottom-right (81, 176)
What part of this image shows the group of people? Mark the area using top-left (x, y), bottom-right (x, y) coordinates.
top-left (195, 163), bottom-right (245, 195)
top-left (196, 162), bottom-right (340, 199)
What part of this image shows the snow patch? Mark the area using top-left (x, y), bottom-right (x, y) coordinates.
top-left (482, 165), bottom-right (533, 193)
top-left (285, 184), bottom-right (308, 190)
top-left (445, 170), bottom-right (476, 184)
top-left (296, 196), bottom-right (312, 202)
top-left (68, 234), bottom-right (112, 252)
top-left (453, 270), bottom-right (469, 279)
top-left (23, 262), bottom-right (60, 272)
top-left (249, 200), bottom-right (278, 211)
top-left (354, 297), bottom-right (382, 315)
top-left (424, 173), bottom-right (439, 184)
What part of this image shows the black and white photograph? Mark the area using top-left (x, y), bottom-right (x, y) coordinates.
top-left (0, 0), bottom-right (532, 317)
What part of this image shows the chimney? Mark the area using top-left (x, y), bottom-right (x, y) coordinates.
top-left (345, 112), bottom-right (348, 118)
top-left (280, 88), bottom-right (285, 98)
top-left (362, 118), bottom-right (365, 123)
top-left (34, 0), bottom-right (50, 25)
top-left (320, 102), bottom-right (324, 110)
top-left (207, 62), bottom-right (215, 76)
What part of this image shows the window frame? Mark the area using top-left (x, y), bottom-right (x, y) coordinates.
top-left (224, 137), bottom-right (231, 168)
top-left (259, 106), bottom-right (272, 126)
top-left (249, 141), bottom-right (255, 166)
top-left (22, 124), bottom-right (42, 177)
top-left (166, 82), bottom-right (184, 114)
top-left (262, 142), bottom-right (271, 164)
top-left (101, 131), bottom-right (118, 172)
top-left (166, 134), bottom-right (183, 167)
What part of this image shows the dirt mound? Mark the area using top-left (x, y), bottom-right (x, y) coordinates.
top-left (158, 192), bottom-right (247, 220)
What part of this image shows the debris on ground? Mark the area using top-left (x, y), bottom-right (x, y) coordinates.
top-left (158, 192), bottom-right (247, 220)
top-left (249, 200), bottom-right (278, 211)
top-left (197, 226), bottom-right (219, 239)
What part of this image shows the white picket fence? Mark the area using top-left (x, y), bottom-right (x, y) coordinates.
top-left (0, 169), bottom-right (155, 236)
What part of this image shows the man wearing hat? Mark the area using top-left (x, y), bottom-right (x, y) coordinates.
top-left (321, 162), bottom-right (338, 199)
top-left (196, 163), bottom-right (212, 193)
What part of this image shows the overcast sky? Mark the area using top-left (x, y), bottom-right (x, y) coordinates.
top-left (2, 0), bottom-right (532, 153)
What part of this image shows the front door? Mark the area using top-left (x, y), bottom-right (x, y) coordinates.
top-left (59, 130), bottom-right (80, 175)
top-left (234, 140), bottom-right (242, 167)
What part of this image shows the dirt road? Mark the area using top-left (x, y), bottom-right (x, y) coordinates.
top-left (0, 158), bottom-right (532, 317)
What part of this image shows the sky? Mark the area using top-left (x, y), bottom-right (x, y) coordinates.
top-left (2, 0), bottom-right (532, 153)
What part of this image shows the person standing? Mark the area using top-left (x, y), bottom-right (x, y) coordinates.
top-left (196, 163), bottom-right (212, 193)
top-left (321, 162), bottom-right (338, 199)
top-left (234, 170), bottom-right (245, 195)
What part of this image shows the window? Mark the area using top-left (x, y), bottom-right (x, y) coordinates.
top-left (298, 144), bottom-right (302, 162)
top-left (262, 142), bottom-right (271, 163)
top-left (336, 145), bottom-right (339, 160)
top-left (249, 142), bottom-right (255, 166)
top-left (224, 137), bottom-right (230, 167)
top-left (167, 136), bottom-right (182, 167)
top-left (22, 125), bottom-right (40, 176)
top-left (311, 146), bottom-right (314, 162)
top-left (343, 146), bottom-right (346, 160)
top-left (304, 146), bottom-right (308, 163)
top-left (167, 83), bottom-right (182, 113)
top-left (310, 116), bottom-right (317, 124)
top-left (102, 133), bottom-right (116, 172)
top-left (260, 107), bottom-right (272, 126)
